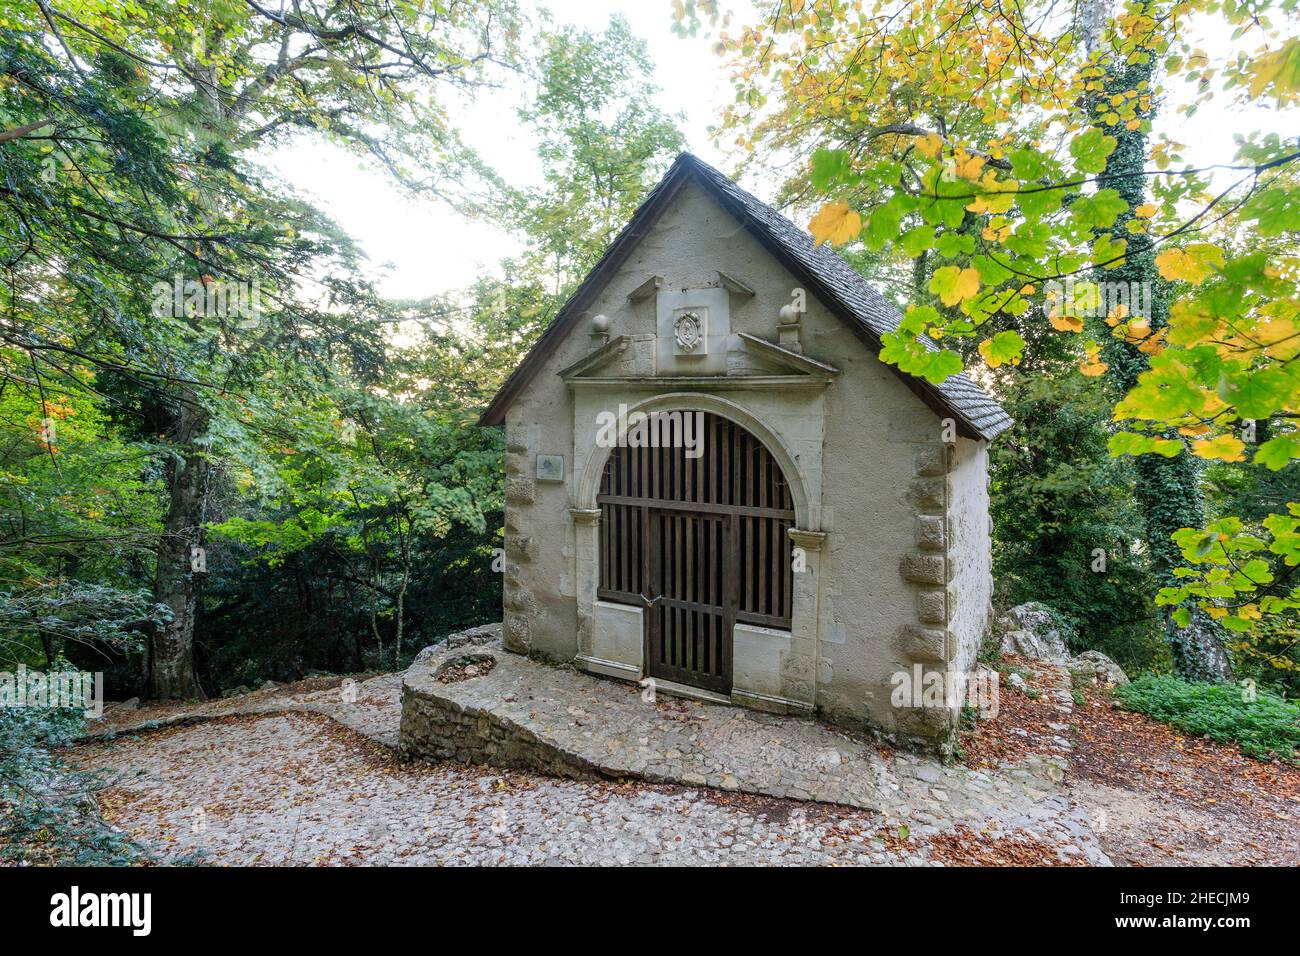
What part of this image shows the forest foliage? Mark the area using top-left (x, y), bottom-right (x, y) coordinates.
top-left (2, 1), bottom-right (1297, 863)
top-left (0, 2), bottom-right (680, 699)
top-left (0, 0), bottom-right (1295, 708)
top-left (679, 0), bottom-right (1300, 689)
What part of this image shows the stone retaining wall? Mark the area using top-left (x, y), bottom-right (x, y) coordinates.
top-left (399, 642), bottom-right (605, 783)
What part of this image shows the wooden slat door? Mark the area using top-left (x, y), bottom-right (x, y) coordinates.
top-left (643, 507), bottom-right (734, 694)
top-left (597, 411), bottom-right (795, 694)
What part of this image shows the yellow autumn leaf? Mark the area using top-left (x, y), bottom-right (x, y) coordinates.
top-left (930, 266), bottom-right (981, 306)
top-left (1121, 318), bottom-right (1152, 344)
top-left (1154, 244), bottom-right (1224, 285)
top-left (1256, 315), bottom-right (1300, 360)
top-left (953, 150), bottom-right (986, 181)
top-left (915, 133), bottom-right (944, 158)
top-left (1049, 311), bottom-right (1084, 333)
top-left (1191, 434), bottom-right (1246, 462)
top-left (1246, 38), bottom-right (1300, 105)
top-left (1134, 203), bottom-right (1157, 218)
top-left (1079, 343), bottom-right (1108, 376)
top-left (1138, 328), bottom-right (1166, 355)
top-left (809, 201), bottom-right (861, 246)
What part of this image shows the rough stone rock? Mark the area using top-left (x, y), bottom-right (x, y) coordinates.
top-left (1006, 672), bottom-right (1028, 692)
top-left (996, 603), bottom-right (1068, 661)
top-left (1170, 611), bottom-right (1233, 682)
top-left (1069, 650), bottom-right (1129, 687)
top-left (900, 552), bottom-right (946, 585)
top-left (260, 680), bottom-right (281, 691)
top-left (413, 622), bottom-right (504, 665)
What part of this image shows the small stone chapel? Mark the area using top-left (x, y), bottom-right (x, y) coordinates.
top-left (480, 153), bottom-right (1011, 743)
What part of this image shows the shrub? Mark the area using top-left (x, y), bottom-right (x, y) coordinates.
top-left (1115, 674), bottom-right (1300, 763)
top-left (0, 700), bottom-right (147, 865)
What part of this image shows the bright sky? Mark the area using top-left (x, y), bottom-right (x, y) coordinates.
top-left (261, 0), bottom-right (725, 301)
top-left (260, 1), bottom-right (1298, 302)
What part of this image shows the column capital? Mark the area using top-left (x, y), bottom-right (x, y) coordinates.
top-left (569, 508), bottom-right (601, 526)
top-left (788, 528), bottom-right (826, 552)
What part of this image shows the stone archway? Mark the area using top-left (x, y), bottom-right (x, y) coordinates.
top-left (570, 393), bottom-right (824, 710)
top-left (574, 392), bottom-right (814, 529)
top-left (593, 410), bottom-right (797, 693)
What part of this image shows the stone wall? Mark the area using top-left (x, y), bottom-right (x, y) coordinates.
top-left (891, 442), bottom-right (956, 739)
top-left (399, 643), bottom-right (604, 782)
top-left (947, 437), bottom-right (994, 678)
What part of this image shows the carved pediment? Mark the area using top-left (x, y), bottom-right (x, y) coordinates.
top-left (560, 331), bottom-right (837, 391)
top-left (730, 333), bottom-right (837, 378)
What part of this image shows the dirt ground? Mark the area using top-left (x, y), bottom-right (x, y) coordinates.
top-left (1067, 688), bottom-right (1299, 866)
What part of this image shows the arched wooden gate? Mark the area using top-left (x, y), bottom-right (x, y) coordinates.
top-left (596, 411), bottom-right (795, 693)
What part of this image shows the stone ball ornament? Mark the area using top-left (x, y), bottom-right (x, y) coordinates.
top-left (673, 310), bottom-right (704, 352)
top-left (591, 313), bottom-right (610, 333)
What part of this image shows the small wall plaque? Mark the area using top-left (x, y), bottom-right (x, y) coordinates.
top-left (536, 454), bottom-right (565, 482)
top-left (672, 307), bottom-right (708, 354)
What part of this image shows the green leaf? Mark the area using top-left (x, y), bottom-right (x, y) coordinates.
top-left (1254, 435), bottom-right (1300, 470)
top-left (970, 254), bottom-right (1012, 285)
top-left (864, 194), bottom-right (913, 251)
top-left (1069, 129), bottom-right (1118, 174)
top-left (1070, 189), bottom-right (1128, 229)
top-left (978, 329), bottom-right (1025, 367)
top-left (1092, 234), bottom-right (1127, 268)
top-left (934, 232), bottom-right (976, 258)
top-left (900, 225), bottom-right (935, 257)
top-left (1242, 185), bottom-right (1300, 236)
top-left (810, 148), bottom-right (852, 190)
top-left (1018, 186), bottom-right (1063, 219)
top-left (1108, 432), bottom-right (1183, 457)
top-left (1217, 366), bottom-right (1292, 420)
top-left (1005, 222), bottom-right (1050, 259)
top-left (1008, 147), bottom-right (1048, 180)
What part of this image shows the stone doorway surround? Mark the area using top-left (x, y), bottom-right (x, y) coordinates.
top-left (567, 390), bottom-right (829, 717)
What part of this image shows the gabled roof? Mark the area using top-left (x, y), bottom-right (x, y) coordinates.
top-left (480, 153), bottom-right (1012, 441)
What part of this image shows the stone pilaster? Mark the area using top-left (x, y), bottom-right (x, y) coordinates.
top-left (570, 508), bottom-right (601, 658)
top-left (788, 528), bottom-right (826, 707)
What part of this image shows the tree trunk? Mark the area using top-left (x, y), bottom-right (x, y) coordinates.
top-left (149, 390), bottom-right (209, 699)
top-left (1092, 35), bottom-right (1232, 681)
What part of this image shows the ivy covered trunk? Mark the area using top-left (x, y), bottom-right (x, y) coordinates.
top-left (149, 391), bottom-right (209, 699)
top-left (1093, 47), bottom-right (1232, 682)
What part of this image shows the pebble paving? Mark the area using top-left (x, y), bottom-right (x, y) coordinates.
top-left (74, 653), bottom-right (1109, 866)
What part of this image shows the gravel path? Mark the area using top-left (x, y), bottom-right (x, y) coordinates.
top-left (82, 712), bottom-right (928, 866)
top-left (73, 668), bottom-right (1105, 866)
top-left (70, 656), bottom-right (1296, 866)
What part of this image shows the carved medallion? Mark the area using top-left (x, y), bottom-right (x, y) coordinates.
top-left (673, 310), bottom-right (704, 352)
